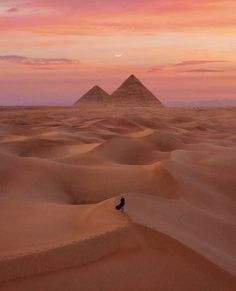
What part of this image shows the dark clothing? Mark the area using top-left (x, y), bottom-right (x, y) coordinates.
top-left (116, 197), bottom-right (126, 211)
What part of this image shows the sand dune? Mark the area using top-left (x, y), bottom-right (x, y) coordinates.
top-left (0, 106), bottom-right (235, 290)
top-left (126, 193), bottom-right (236, 275)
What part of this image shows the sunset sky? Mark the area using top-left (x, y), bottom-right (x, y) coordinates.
top-left (0, 0), bottom-right (236, 105)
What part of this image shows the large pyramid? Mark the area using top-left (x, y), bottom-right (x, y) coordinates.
top-left (109, 74), bottom-right (164, 107)
top-left (74, 85), bottom-right (109, 105)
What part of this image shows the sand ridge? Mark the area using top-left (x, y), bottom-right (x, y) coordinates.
top-left (0, 106), bottom-right (235, 290)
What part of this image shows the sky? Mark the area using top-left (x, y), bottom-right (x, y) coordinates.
top-left (0, 0), bottom-right (236, 106)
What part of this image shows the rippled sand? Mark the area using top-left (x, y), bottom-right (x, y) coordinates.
top-left (0, 106), bottom-right (235, 291)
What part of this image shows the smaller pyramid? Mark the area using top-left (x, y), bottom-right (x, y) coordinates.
top-left (75, 85), bottom-right (109, 105)
top-left (109, 74), bottom-right (163, 107)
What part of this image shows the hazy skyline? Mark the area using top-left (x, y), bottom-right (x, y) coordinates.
top-left (0, 0), bottom-right (235, 106)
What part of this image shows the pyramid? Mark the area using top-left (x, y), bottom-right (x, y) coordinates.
top-left (74, 85), bottom-right (109, 105)
top-left (109, 75), bottom-right (164, 107)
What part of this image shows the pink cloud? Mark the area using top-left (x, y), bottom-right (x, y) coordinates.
top-left (174, 60), bottom-right (228, 66)
top-left (0, 55), bottom-right (80, 66)
top-left (148, 59), bottom-right (229, 73)
top-left (22, 0), bottom-right (233, 14)
top-left (148, 67), bottom-right (163, 73)
top-left (6, 7), bottom-right (19, 13)
top-left (185, 68), bottom-right (225, 73)
top-left (33, 66), bottom-right (57, 71)
top-left (0, 0), bottom-right (235, 35)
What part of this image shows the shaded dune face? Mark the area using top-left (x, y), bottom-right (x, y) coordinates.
top-left (0, 106), bottom-right (235, 290)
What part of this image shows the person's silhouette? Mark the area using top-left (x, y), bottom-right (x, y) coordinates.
top-left (115, 196), bottom-right (126, 213)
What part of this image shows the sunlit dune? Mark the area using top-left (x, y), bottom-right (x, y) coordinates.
top-left (0, 106), bottom-right (235, 290)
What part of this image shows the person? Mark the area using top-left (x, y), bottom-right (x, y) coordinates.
top-left (115, 196), bottom-right (126, 213)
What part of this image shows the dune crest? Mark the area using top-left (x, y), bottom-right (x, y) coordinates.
top-left (0, 106), bottom-right (235, 290)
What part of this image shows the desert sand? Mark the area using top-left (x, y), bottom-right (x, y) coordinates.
top-left (0, 106), bottom-right (235, 290)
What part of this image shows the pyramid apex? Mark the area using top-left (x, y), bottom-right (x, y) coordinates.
top-left (129, 74), bottom-right (136, 78)
top-left (92, 85), bottom-right (101, 89)
top-left (89, 85), bottom-right (107, 92)
top-left (74, 85), bottom-right (109, 105)
top-left (121, 74), bottom-right (142, 86)
top-left (110, 74), bottom-right (164, 107)
top-left (127, 74), bottom-right (139, 81)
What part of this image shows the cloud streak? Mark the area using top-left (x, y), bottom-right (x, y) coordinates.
top-left (1, 0), bottom-right (235, 35)
top-left (174, 60), bottom-right (228, 66)
top-left (148, 59), bottom-right (228, 73)
top-left (6, 7), bottom-right (19, 13)
top-left (148, 67), bottom-right (163, 73)
top-left (0, 55), bottom-right (80, 66)
top-left (22, 0), bottom-right (236, 14)
top-left (185, 68), bottom-right (225, 73)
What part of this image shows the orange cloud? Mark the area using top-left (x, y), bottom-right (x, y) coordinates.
top-left (1, 0), bottom-right (235, 35)
top-left (20, 0), bottom-right (236, 15)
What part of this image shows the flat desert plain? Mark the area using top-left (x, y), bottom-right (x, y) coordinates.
top-left (0, 106), bottom-right (235, 291)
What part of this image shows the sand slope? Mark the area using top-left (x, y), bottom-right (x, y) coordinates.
top-left (0, 106), bottom-right (235, 290)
